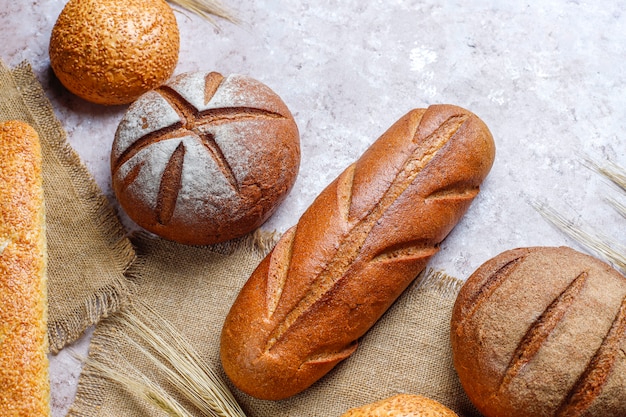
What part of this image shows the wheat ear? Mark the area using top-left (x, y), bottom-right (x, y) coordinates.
top-left (168, 0), bottom-right (239, 25)
top-left (114, 303), bottom-right (247, 417)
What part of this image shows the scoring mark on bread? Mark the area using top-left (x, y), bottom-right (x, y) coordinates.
top-left (455, 256), bottom-right (523, 332)
top-left (156, 142), bottom-right (185, 225)
top-left (114, 73), bottom-right (290, 224)
top-left (157, 84), bottom-right (286, 129)
top-left (301, 341), bottom-right (358, 366)
top-left (266, 226), bottom-right (297, 317)
top-left (412, 113), bottom-right (469, 146)
top-left (113, 123), bottom-right (188, 172)
top-left (264, 112), bottom-right (470, 352)
top-left (336, 164), bottom-right (356, 226)
top-left (556, 294), bottom-right (626, 417)
top-left (198, 132), bottom-right (239, 193)
top-left (499, 271), bottom-right (589, 393)
top-left (203, 71), bottom-right (224, 105)
top-left (121, 160), bottom-right (146, 193)
top-left (425, 184), bottom-right (480, 201)
top-left (372, 240), bottom-right (439, 263)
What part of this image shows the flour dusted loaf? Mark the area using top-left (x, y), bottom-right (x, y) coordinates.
top-left (340, 394), bottom-right (459, 417)
top-left (111, 71), bottom-right (300, 245)
top-left (220, 104), bottom-right (496, 400)
top-left (451, 246), bottom-right (626, 417)
top-left (0, 121), bottom-right (50, 415)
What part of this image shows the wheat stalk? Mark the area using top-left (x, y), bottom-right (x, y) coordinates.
top-left (606, 196), bottom-right (626, 219)
top-left (581, 155), bottom-right (626, 191)
top-left (78, 301), bottom-right (247, 417)
top-left (532, 200), bottom-right (626, 274)
top-left (116, 304), bottom-right (247, 417)
top-left (81, 353), bottom-right (193, 417)
top-left (168, 0), bottom-right (239, 25)
top-left (532, 156), bottom-right (626, 275)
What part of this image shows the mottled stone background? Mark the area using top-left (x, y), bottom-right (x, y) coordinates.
top-left (1, 1), bottom-right (624, 414)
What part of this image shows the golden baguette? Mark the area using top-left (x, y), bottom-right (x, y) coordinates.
top-left (220, 104), bottom-right (496, 400)
top-left (0, 120), bottom-right (50, 415)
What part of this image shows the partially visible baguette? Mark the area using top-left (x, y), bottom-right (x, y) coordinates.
top-left (220, 104), bottom-right (496, 400)
top-left (0, 121), bottom-right (50, 415)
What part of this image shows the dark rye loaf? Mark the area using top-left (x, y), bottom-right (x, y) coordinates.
top-left (451, 246), bottom-right (626, 417)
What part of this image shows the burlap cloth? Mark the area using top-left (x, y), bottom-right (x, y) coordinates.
top-left (0, 60), bottom-right (135, 353)
top-left (0, 60), bottom-right (480, 417)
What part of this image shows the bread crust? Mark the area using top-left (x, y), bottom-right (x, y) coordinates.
top-left (451, 246), bottom-right (626, 417)
top-left (49, 0), bottom-right (179, 105)
top-left (0, 121), bottom-right (50, 415)
top-left (339, 394), bottom-right (459, 417)
top-left (220, 104), bottom-right (495, 400)
top-left (111, 71), bottom-right (300, 245)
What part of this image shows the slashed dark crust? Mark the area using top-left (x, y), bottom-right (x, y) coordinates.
top-left (221, 104), bottom-right (496, 400)
top-left (451, 246), bottom-right (626, 417)
top-left (111, 71), bottom-right (300, 245)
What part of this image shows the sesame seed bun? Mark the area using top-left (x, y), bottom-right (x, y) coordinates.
top-left (49, 0), bottom-right (179, 105)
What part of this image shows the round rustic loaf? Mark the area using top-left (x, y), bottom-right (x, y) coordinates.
top-left (49, 0), bottom-right (179, 105)
top-left (111, 71), bottom-right (300, 245)
top-left (340, 394), bottom-right (459, 417)
top-left (451, 246), bottom-right (626, 417)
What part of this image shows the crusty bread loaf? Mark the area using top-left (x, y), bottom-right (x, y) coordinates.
top-left (220, 104), bottom-right (496, 400)
top-left (451, 246), bottom-right (626, 417)
top-left (0, 121), bottom-right (50, 415)
top-left (340, 394), bottom-right (459, 417)
top-left (111, 71), bottom-right (300, 245)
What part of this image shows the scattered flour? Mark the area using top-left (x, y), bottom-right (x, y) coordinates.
top-left (111, 91), bottom-right (181, 162)
top-left (113, 70), bottom-right (299, 228)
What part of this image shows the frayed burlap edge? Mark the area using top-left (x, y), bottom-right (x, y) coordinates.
top-left (69, 233), bottom-right (476, 417)
top-left (67, 228), bottom-right (279, 417)
top-left (413, 267), bottom-right (466, 299)
top-left (0, 60), bottom-right (137, 352)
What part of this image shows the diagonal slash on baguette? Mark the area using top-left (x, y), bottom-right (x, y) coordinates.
top-left (220, 104), bottom-right (496, 400)
top-left (265, 114), bottom-right (472, 352)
